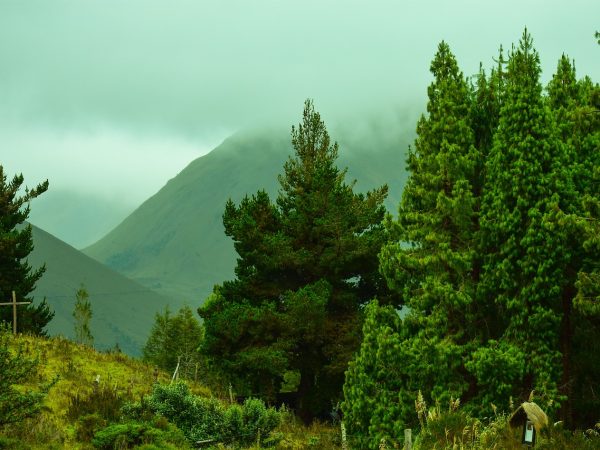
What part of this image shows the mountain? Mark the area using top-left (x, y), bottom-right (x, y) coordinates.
top-left (28, 189), bottom-right (136, 249)
top-left (83, 125), bottom-right (412, 306)
top-left (28, 224), bottom-right (173, 356)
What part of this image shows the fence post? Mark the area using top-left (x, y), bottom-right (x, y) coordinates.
top-left (404, 428), bottom-right (412, 450)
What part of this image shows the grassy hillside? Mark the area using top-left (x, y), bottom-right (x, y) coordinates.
top-left (2, 333), bottom-right (597, 449)
top-left (0, 333), bottom-right (204, 449)
top-left (28, 224), bottom-right (173, 356)
top-left (83, 126), bottom-right (411, 305)
top-left (0, 333), bottom-right (340, 449)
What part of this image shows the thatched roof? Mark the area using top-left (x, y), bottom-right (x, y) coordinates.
top-left (509, 402), bottom-right (548, 431)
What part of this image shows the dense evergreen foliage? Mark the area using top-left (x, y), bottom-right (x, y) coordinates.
top-left (199, 100), bottom-right (390, 422)
top-left (343, 30), bottom-right (600, 445)
top-left (0, 166), bottom-right (53, 335)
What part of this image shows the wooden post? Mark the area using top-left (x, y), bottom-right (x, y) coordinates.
top-left (404, 428), bottom-right (412, 450)
top-left (171, 356), bottom-right (181, 383)
top-left (0, 291), bottom-right (31, 335)
top-left (341, 421), bottom-right (348, 450)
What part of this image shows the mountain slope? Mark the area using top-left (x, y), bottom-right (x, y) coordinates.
top-left (83, 126), bottom-right (411, 305)
top-left (28, 224), bottom-right (172, 355)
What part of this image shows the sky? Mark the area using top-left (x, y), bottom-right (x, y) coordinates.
top-left (1, 0), bottom-right (599, 247)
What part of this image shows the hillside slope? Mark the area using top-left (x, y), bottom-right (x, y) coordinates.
top-left (29, 224), bottom-right (172, 355)
top-left (84, 126), bottom-right (411, 305)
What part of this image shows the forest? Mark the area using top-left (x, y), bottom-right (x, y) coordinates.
top-left (0, 29), bottom-right (599, 449)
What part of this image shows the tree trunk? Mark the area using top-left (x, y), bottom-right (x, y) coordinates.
top-left (297, 369), bottom-right (316, 424)
top-left (559, 274), bottom-right (576, 427)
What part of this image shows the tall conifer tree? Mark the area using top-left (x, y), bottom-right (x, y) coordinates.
top-left (377, 41), bottom-right (482, 406)
top-left (478, 30), bottom-right (575, 411)
top-left (546, 56), bottom-right (600, 425)
top-left (200, 100), bottom-right (388, 421)
top-left (0, 166), bottom-right (53, 335)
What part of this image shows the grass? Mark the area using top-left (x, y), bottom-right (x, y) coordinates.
top-left (0, 333), bottom-right (209, 449)
top-left (0, 333), bottom-right (339, 450)
top-left (10, 333), bottom-right (595, 449)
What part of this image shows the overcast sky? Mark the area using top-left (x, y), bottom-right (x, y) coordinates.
top-left (1, 0), bottom-right (598, 246)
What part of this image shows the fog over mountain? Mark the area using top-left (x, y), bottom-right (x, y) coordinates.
top-left (1, 1), bottom-right (598, 247)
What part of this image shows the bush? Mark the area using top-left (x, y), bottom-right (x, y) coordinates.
top-left (91, 420), bottom-right (187, 449)
top-left (67, 383), bottom-right (131, 422)
top-left (0, 326), bottom-right (51, 427)
top-left (126, 381), bottom-right (281, 447)
top-left (75, 413), bottom-right (107, 442)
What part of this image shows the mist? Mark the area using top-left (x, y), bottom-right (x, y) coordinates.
top-left (1, 0), bottom-right (598, 246)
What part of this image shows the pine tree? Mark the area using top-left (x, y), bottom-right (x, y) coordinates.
top-left (143, 306), bottom-right (176, 372)
top-left (143, 305), bottom-right (203, 380)
top-left (342, 301), bottom-right (407, 449)
top-left (376, 41), bottom-right (483, 414)
top-left (170, 305), bottom-right (204, 380)
top-left (200, 100), bottom-right (388, 422)
top-left (478, 29), bottom-right (574, 412)
top-left (0, 166), bottom-right (53, 335)
top-left (546, 55), bottom-right (600, 426)
top-left (73, 285), bottom-right (93, 347)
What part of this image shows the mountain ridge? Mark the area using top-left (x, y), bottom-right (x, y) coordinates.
top-left (83, 125), bottom-right (412, 306)
top-left (28, 223), bottom-right (173, 356)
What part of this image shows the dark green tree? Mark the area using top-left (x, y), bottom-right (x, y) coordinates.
top-left (0, 166), bottom-right (53, 335)
top-left (143, 305), bottom-right (203, 380)
top-left (546, 55), bottom-right (600, 426)
top-left (73, 285), bottom-right (93, 347)
top-left (200, 100), bottom-right (388, 422)
top-left (143, 306), bottom-right (174, 371)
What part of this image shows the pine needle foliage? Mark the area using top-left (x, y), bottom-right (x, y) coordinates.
top-left (344, 29), bottom-right (600, 446)
top-left (0, 165), bottom-right (53, 335)
top-left (73, 285), bottom-right (93, 347)
top-left (200, 99), bottom-right (389, 422)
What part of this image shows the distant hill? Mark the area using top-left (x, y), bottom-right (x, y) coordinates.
top-left (28, 224), bottom-right (173, 356)
top-left (83, 125), bottom-right (412, 306)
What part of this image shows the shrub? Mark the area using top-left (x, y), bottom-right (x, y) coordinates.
top-left (91, 420), bottom-right (187, 449)
top-left (67, 383), bottom-right (131, 422)
top-left (0, 326), bottom-right (52, 427)
top-left (75, 413), bottom-right (107, 442)
top-left (127, 381), bottom-right (282, 447)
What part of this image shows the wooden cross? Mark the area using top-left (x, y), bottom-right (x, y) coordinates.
top-left (0, 291), bottom-right (31, 335)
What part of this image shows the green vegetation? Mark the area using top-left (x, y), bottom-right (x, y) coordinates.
top-left (142, 305), bottom-right (204, 380)
top-left (2, 23), bottom-right (598, 450)
top-left (0, 332), bottom-right (341, 449)
top-left (28, 224), bottom-right (174, 355)
top-left (343, 29), bottom-right (600, 448)
top-left (0, 326), bottom-right (51, 427)
top-left (73, 285), bottom-right (94, 347)
top-left (199, 100), bottom-right (391, 422)
top-left (0, 166), bottom-right (53, 334)
top-left (125, 382), bottom-right (281, 446)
